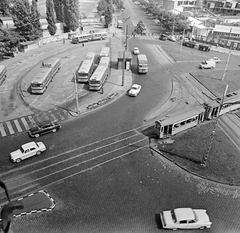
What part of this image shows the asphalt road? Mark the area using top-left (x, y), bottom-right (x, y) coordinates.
top-left (1, 2), bottom-right (240, 233)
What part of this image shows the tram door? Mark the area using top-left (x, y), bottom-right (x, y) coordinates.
top-left (163, 124), bottom-right (173, 138)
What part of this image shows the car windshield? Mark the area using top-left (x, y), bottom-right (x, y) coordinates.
top-left (20, 147), bottom-right (24, 153)
top-left (132, 86), bottom-right (138, 90)
top-left (171, 210), bottom-right (177, 223)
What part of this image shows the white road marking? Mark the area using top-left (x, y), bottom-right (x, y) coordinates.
top-left (21, 117), bottom-right (30, 130)
top-left (14, 119), bottom-right (22, 132)
top-left (6, 121), bottom-right (14, 134)
top-left (0, 123), bottom-right (6, 137)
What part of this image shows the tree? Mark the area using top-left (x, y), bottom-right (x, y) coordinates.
top-left (30, 0), bottom-right (42, 37)
top-left (46, 0), bottom-right (57, 35)
top-left (0, 27), bottom-right (20, 56)
top-left (63, 0), bottom-right (80, 32)
top-left (97, 0), bottom-right (108, 16)
top-left (53, 0), bottom-right (64, 23)
top-left (104, 5), bottom-right (113, 28)
top-left (10, 0), bottom-right (42, 41)
top-left (0, 0), bottom-right (10, 16)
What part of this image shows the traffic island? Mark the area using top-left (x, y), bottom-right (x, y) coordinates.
top-left (0, 190), bottom-right (55, 220)
top-left (151, 121), bottom-right (240, 186)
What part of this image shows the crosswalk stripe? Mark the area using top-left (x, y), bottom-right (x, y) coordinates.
top-left (14, 119), bottom-right (22, 132)
top-left (6, 121), bottom-right (14, 134)
top-left (28, 115), bottom-right (37, 127)
top-left (21, 117), bottom-right (30, 130)
top-left (0, 123), bottom-right (7, 137)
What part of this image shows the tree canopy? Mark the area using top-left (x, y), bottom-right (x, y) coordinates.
top-left (10, 0), bottom-right (42, 41)
top-left (46, 0), bottom-right (57, 35)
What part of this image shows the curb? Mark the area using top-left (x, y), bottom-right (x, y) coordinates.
top-left (150, 143), bottom-right (238, 187)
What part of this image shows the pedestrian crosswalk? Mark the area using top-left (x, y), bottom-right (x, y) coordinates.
top-left (0, 108), bottom-right (73, 138)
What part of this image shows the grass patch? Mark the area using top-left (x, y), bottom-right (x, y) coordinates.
top-left (154, 121), bottom-right (240, 185)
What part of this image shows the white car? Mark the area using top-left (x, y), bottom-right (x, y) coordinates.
top-left (209, 57), bottom-right (221, 63)
top-left (160, 208), bottom-right (212, 230)
top-left (167, 35), bottom-right (177, 42)
top-left (128, 84), bottom-right (141, 97)
top-left (10, 141), bottom-right (46, 163)
top-left (133, 47), bottom-right (140, 55)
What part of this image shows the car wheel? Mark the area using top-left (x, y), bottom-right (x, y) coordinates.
top-left (16, 159), bottom-right (21, 163)
top-left (199, 226), bottom-right (206, 230)
top-left (52, 129), bottom-right (57, 132)
top-left (36, 151), bottom-right (41, 155)
top-left (35, 134), bottom-right (40, 138)
top-left (172, 228), bottom-right (177, 231)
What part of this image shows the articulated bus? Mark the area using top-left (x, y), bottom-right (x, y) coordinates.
top-left (89, 57), bottom-right (110, 91)
top-left (71, 31), bottom-right (107, 44)
top-left (77, 52), bottom-right (95, 83)
top-left (154, 106), bottom-right (205, 139)
top-left (137, 54), bottom-right (148, 74)
top-left (31, 58), bottom-right (61, 94)
top-left (0, 65), bottom-right (7, 86)
top-left (99, 47), bottom-right (110, 59)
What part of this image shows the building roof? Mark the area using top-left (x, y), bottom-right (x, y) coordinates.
top-left (220, 16), bottom-right (240, 19)
top-left (188, 16), bottom-right (204, 26)
top-left (213, 25), bottom-right (240, 33)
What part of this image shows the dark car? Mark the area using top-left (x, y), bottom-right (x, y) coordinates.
top-left (159, 34), bottom-right (168, 41)
top-left (28, 121), bottom-right (61, 138)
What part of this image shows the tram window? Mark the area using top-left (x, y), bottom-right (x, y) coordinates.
top-left (186, 119), bottom-right (191, 123)
top-left (180, 121), bottom-right (186, 126)
top-left (174, 124), bottom-right (180, 128)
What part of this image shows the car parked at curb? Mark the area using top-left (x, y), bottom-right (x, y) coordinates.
top-left (28, 121), bottom-right (61, 138)
top-left (160, 208), bottom-right (212, 230)
top-left (10, 141), bottom-right (46, 163)
top-left (128, 84), bottom-right (141, 97)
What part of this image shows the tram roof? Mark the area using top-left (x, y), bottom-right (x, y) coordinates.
top-left (156, 106), bottom-right (205, 126)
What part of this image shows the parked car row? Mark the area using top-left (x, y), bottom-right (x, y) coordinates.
top-left (10, 120), bottom-right (61, 163)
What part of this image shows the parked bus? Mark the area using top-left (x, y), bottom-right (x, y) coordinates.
top-left (92, 31), bottom-right (107, 40)
top-left (72, 34), bottom-right (92, 44)
top-left (76, 52), bottom-right (95, 83)
top-left (137, 54), bottom-right (148, 74)
top-left (117, 19), bottom-right (123, 28)
top-left (154, 106), bottom-right (205, 139)
top-left (99, 47), bottom-right (110, 59)
top-left (31, 58), bottom-right (61, 94)
top-left (0, 65), bottom-right (7, 86)
top-left (72, 31), bottom-right (107, 44)
top-left (89, 57), bottom-right (110, 91)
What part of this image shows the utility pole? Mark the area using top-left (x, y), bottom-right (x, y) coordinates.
top-left (202, 52), bottom-right (231, 166)
top-left (180, 29), bottom-right (185, 53)
top-left (74, 72), bottom-right (79, 115)
top-left (122, 16), bottom-right (130, 86)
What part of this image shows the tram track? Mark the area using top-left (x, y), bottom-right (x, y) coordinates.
top-left (0, 129), bottom-right (149, 203)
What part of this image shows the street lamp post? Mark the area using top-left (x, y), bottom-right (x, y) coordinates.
top-left (122, 16), bottom-right (130, 86)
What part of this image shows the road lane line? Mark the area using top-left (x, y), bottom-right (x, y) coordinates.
top-left (14, 119), bottom-right (22, 132)
top-left (0, 123), bottom-right (6, 137)
top-left (0, 141), bottom-right (148, 198)
top-left (6, 121), bottom-right (14, 134)
top-left (0, 129), bottom-right (143, 177)
top-left (21, 117), bottom-right (30, 130)
top-left (0, 134), bottom-right (146, 185)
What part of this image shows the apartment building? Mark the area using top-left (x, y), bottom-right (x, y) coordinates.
top-left (206, 0), bottom-right (240, 15)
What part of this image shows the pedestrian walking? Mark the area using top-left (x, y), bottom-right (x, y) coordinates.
top-left (82, 43), bottom-right (84, 47)
top-left (63, 38), bottom-right (65, 44)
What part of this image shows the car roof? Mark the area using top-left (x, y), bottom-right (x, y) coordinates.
top-left (134, 47), bottom-right (139, 50)
top-left (132, 84), bottom-right (140, 88)
top-left (174, 208), bottom-right (195, 221)
top-left (22, 142), bottom-right (37, 150)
